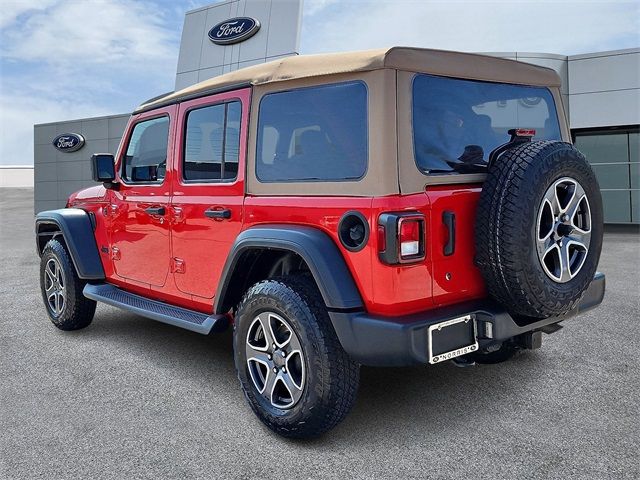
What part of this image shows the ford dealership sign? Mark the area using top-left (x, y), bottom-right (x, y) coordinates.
top-left (52, 133), bottom-right (85, 153)
top-left (208, 17), bottom-right (260, 45)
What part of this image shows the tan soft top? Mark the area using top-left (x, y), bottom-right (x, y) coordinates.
top-left (136, 47), bottom-right (561, 113)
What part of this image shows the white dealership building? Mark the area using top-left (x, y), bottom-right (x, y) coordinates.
top-left (32, 0), bottom-right (639, 223)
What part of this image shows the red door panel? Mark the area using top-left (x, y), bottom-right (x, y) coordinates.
top-left (170, 88), bottom-right (250, 300)
top-left (109, 106), bottom-right (176, 288)
top-left (170, 195), bottom-right (244, 299)
top-left (110, 192), bottom-right (171, 286)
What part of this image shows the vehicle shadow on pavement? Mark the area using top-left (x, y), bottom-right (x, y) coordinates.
top-left (77, 305), bottom-right (236, 373)
top-left (78, 304), bottom-right (538, 443)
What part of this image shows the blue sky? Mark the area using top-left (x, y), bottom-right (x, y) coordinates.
top-left (1, 0), bottom-right (638, 165)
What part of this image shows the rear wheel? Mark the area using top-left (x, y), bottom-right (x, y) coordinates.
top-left (234, 275), bottom-right (359, 438)
top-left (39, 239), bottom-right (96, 330)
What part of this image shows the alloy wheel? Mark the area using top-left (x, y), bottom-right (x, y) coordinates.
top-left (245, 311), bottom-right (305, 409)
top-left (536, 177), bottom-right (592, 283)
top-left (44, 257), bottom-right (66, 316)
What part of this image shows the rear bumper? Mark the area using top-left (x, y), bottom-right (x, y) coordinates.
top-left (329, 272), bottom-right (605, 367)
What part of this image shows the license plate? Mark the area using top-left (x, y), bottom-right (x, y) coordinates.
top-left (428, 315), bottom-right (478, 364)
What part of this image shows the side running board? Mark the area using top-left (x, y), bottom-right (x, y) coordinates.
top-left (83, 283), bottom-right (228, 335)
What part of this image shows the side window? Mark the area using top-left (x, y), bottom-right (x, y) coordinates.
top-left (256, 82), bottom-right (368, 182)
top-left (122, 116), bottom-right (170, 183)
top-left (183, 101), bottom-right (241, 182)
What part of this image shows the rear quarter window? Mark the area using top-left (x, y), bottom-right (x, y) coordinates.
top-left (412, 74), bottom-right (561, 175)
top-left (256, 81), bottom-right (368, 182)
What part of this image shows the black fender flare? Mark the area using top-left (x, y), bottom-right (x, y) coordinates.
top-left (35, 209), bottom-right (105, 280)
top-left (214, 225), bottom-right (363, 314)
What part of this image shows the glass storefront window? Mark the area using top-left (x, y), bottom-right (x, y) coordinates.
top-left (600, 191), bottom-right (632, 223)
top-left (574, 133), bottom-right (629, 164)
top-left (632, 191), bottom-right (640, 223)
top-left (591, 164), bottom-right (631, 190)
top-left (574, 130), bottom-right (639, 224)
top-left (631, 163), bottom-right (639, 190)
top-left (630, 133), bottom-right (639, 189)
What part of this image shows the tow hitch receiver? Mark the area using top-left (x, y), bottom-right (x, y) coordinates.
top-left (517, 330), bottom-right (543, 350)
top-left (428, 315), bottom-right (479, 364)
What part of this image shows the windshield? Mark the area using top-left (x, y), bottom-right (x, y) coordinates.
top-left (412, 74), bottom-right (561, 174)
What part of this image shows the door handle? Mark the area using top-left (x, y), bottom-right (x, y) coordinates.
top-left (204, 208), bottom-right (231, 219)
top-left (145, 206), bottom-right (166, 216)
top-left (443, 211), bottom-right (456, 256)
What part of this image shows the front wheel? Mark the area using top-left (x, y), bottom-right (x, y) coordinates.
top-left (39, 239), bottom-right (96, 330)
top-left (234, 275), bottom-right (359, 438)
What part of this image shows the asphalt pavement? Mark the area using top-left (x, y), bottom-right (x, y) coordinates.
top-left (1, 188), bottom-right (638, 479)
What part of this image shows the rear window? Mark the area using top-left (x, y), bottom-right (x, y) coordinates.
top-left (412, 74), bottom-right (561, 175)
top-left (256, 82), bottom-right (368, 182)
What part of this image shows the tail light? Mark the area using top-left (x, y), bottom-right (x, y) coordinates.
top-left (378, 213), bottom-right (425, 264)
top-left (399, 217), bottom-right (422, 257)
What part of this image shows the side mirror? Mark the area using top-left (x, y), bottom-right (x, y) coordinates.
top-left (91, 154), bottom-right (117, 188)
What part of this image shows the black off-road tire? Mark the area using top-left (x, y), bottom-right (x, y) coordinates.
top-left (475, 141), bottom-right (603, 319)
top-left (234, 275), bottom-right (360, 438)
top-left (39, 239), bottom-right (96, 330)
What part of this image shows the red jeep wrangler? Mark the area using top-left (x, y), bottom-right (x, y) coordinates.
top-left (36, 47), bottom-right (605, 438)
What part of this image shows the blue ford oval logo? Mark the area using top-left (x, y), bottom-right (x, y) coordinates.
top-left (208, 17), bottom-right (260, 45)
top-left (52, 133), bottom-right (85, 153)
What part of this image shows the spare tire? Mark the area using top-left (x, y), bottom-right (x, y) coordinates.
top-left (475, 141), bottom-right (603, 319)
